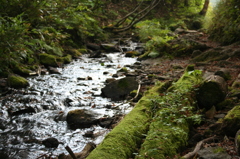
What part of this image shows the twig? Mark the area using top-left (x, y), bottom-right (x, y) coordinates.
top-left (182, 135), bottom-right (216, 159)
top-left (129, 83), bottom-right (141, 102)
top-left (65, 145), bottom-right (77, 159)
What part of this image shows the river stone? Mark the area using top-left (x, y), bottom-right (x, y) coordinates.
top-left (42, 137), bottom-right (60, 148)
top-left (7, 74), bottom-right (29, 88)
top-left (197, 147), bottom-right (231, 159)
top-left (101, 77), bottom-right (138, 101)
top-left (66, 109), bottom-right (98, 129)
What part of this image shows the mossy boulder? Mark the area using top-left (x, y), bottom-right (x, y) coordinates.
top-left (218, 105), bottom-right (240, 136)
top-left (58, 54), bottom-right (72, 64)
top-left (7, 74), bottom-right (29, 88)
top-left (39, 53), bottom-right (59, 67)
top-left (12, 64), bottom-right (32, 76)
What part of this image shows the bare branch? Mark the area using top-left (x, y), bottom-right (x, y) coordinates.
top-left (113, 0), bottom-right (160, 32)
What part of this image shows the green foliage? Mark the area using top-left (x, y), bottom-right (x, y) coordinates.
top-left (207, 0), bottom-right (240, 44)
top-left (136, 19), bottom-right (175, 58)
top-left (0, 0), bottom-right (105, 77)
top-left (136, 68), bottom-right (202, 158)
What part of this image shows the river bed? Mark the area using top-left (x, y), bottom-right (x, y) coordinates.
top-left (0, 49), bottom-right (138, 158)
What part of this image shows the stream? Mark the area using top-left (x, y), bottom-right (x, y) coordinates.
top-left (0, 43), bottom-right (139, 158)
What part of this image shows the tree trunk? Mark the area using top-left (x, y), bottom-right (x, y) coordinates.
top-left (199, 0), bottom-right (209, 15)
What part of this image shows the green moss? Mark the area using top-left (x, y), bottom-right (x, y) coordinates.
top-left (87, 84), bottom-right (164, 159)
top-left (118, 67), bottom-right (128, 73)
top-left (232, 80), bottom-right (240, 89)
top-left (12, 64), bottom-right (32, 76)
top-left (220, 105), bottom-right (240, 136)
top-left (137, 67), bottom-right (203, 158)
top-left (87, 67), bottom-right (203, 159)
top-left (213, 147), bottom-right (225, 153)
top-left (216, 99), bottom-right (235, 110)
top-left (57, 54), bottom-right (72, 64)
top-left (7, 74), bottom-right (29, 88)
top-left (39, 53), bottom-right (59, 67)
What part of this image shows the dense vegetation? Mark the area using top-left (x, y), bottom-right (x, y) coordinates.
top-left (206, 0), bottom-right (240, 44)
top-left (0, 0), bottom-right (239, 78)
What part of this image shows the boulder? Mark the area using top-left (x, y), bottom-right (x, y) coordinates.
top-left (7, 74), bottom-right (29, 88)
top-left (197, 147), bottom-right (231, 159)
top-left (39, 53), bottom-right (59, 67)
top-left (101, 77), bottom-right (138, 101)
top-left (196, 75), bottom-right (228, 110)
top-left (66, 109), bottom-right (98, 129)
top-left (101, 43), bottom-right (120, 52)
top-left (220, 105), bottom-right (240, 136)
top-left (48, 67), bottom-right (61, 74)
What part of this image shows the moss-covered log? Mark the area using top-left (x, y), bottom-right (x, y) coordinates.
top-left (136, 66), bottom-right (203, 159)
top-left (87, 84), bottom-right (162, 159)
top-left (87, 65), bottom-right (203, 159)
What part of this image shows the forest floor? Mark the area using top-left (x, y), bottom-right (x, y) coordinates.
top-left (138, 31), bottom-right (240, 158)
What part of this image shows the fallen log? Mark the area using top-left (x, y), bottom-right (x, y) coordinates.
top-left (87, 65), bottom-right (204, 159)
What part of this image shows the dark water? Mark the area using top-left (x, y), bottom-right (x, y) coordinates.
top-left (0, 48), bottom-right (138, 158)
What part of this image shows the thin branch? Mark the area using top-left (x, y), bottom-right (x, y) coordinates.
top-left (114, 0), bottom-right (144, 27)
top-left (114, 0), bottom-right (160, 32)
top-left (65, 145), bottom-right (77, 159)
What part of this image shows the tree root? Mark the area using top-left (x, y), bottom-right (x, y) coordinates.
top-left (183, 135), bottom-right (216, 159)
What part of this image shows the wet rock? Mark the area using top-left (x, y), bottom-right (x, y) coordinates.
top-left (63, 98), bottom-right (73, 107)
top-left (197, 147), bottom-right (231, 159)
top-left (7, 106), bottom-right (36, 116)
top-left (83, 130), bottom-right (94, 138)
top-left (197, 75), bottom-right (228, 110)
top-left (101, 77), bottom-right (138, 101)
top-left (7, 74), bottom-right (29, 89)
top-left (42, 137), bottom-right (60, 148)
top-left (98, 115), bottom-right (123, 128)
top-left (66, 109), bottom-right (98, 129)
top-left (101, 43), bottom-right (120, 52)
top-left (0, 150), bottom-right (9, 159)
top-left (0, 118), bottom-right (7, 130)
top-left (48, 66), bottom-right (61, 74)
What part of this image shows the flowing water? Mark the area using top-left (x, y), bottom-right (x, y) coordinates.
top-left (0, 45), bottom-right (138, 158)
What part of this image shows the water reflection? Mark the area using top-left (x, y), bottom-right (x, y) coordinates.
top-left (0, 52), bottom-right (137, 158)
